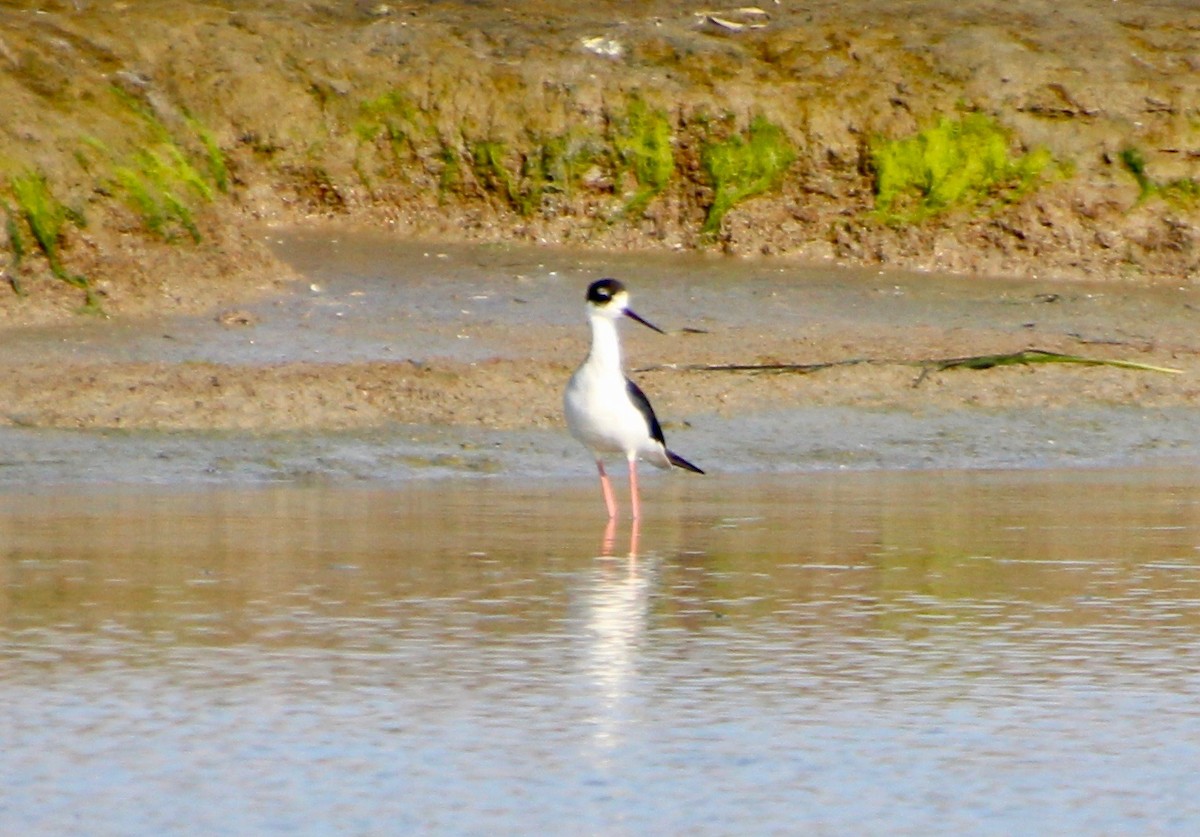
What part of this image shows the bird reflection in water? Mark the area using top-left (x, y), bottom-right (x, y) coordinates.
top-left (600, 516), bottom-right (641, 558)
top-left (582, 516), bottom-right (652, 760)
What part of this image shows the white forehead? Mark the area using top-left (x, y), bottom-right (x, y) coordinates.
top-left (591, 288), bottom-right (629, 308)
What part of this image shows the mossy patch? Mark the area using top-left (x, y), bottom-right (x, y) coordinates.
top-left (700, 116), bottom-right (796, 236)
top-left (354, 90), bottom-right (436, 171)
top-left (112, 151), bottom-right (207, 242)
top-left (354, 90), bottom-right (641, 217)
top-left (187, 116), bottom-right (229, 194)
top-left (529, 130), bottom-right (603, 202)
top-left (463, 130), bottom-right (603, 216)
top-left (470, 139), bottom-right (522, 211)
top-left (355, 90), bottom-right (415, 145)
top-left (6, 170), bottom-right (99, 311)
top-left (99, 87), bottom-right (223, 242)
top-left (869, 113), bottom-right (1058, 222)
top-left (437, 140), bottom-right (463, 197)
top-left (1120, 146), bottom-right (1200, 208)
top-left (609, 98), bottom-right (675, 217)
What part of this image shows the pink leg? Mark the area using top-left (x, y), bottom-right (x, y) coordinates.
top-left (628, 456), bottom-right (642, 520)
top-left (601, 516), bottom-right (617, 556)
top-left (596, 460), bottom-right (617, 519)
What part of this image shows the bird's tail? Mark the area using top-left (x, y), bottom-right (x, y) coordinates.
top-left (667, 450), bottom-right (705, 474)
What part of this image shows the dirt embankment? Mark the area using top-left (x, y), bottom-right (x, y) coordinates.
top-left (0, 0), bottom-right (1198, 325)
top-left (0, 1), bottom-right (1199, 438)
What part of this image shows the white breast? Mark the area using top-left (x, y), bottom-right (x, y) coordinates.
top-left (564, 363), bottom-right (670, 467)
top-left (564, 303), bottom-right (671, 468)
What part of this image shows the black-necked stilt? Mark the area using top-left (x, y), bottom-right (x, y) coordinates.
top-left (564, 278), bottom-right (704, 519)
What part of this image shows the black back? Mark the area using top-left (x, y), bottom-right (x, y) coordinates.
top-left (625, 377), bottom-right (665, 445)
top-left (626, 377), bottom-right (705, 474)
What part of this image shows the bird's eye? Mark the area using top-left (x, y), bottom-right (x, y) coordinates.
top-left (587, 278), bottom-right (623, 304)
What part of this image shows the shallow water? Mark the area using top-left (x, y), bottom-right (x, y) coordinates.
top-left (5, 469), bottom-right (1200, 835)
top-left (5, 233), bottom-right (1200, 832)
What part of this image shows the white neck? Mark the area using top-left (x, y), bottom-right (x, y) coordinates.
top-left (586, 313), bottom-right (624, 373)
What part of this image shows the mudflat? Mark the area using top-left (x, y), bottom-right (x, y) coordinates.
top-left (0, 1), bottom-right (1197, 435)
top-left (1, 230), bottom-right (1196, 436)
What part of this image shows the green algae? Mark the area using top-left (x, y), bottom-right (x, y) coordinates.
top-left (100, 87), bottom-right (222, 242)
top-left (463, 130), bottom-right (603, 216)
top-left (610, 98), bottom-right (675, 217)
top-left (187, 116), bottom-right (229, 194)
top-left (437, 140), bottom-right (463, 196)
top-left (1120, 146), bottom-right (1200, 208)
top-left (870, 113), bottom-right (1057, 222)
top-left (355, 90), bottom-right (412, 144)
top-left (7, 170), bottom-right (99, 310)
top-left (470, 139), bottom-right (523, 211)
top-left (700, 116), bottom-right (796, 236)
top-left (355, 90), bottom-right (435, 167)
top-left (531, 130), bottom-right (602, 201)
top-left (112, 148), bottom-right (209, 243)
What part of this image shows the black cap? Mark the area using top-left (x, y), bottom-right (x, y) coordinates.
top-left (586, 278), bottom-right (626, 304)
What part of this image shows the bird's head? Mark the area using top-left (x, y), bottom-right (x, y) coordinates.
top-left (585, 278), bottom-right (664, 333)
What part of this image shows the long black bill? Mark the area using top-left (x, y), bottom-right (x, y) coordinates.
top-left (624, 308), bottom-right (666, 334)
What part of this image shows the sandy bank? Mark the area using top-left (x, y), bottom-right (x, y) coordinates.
top-left (0, 0), bottom-right (1197, 327)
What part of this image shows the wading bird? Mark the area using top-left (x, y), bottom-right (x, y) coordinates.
top-left (564, 278), bottom-right (704, 519)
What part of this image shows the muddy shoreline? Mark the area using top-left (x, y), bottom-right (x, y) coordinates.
top-left (3, 229), bottom-right (1199, 442)
top-left (1, 2), bottom-right (1198, 446)
top-left (1, 0), bottom-right (1198, 326)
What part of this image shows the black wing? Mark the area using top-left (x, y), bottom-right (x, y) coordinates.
top-left (666, 449), bottom-right (705, 474)
top-left (626, 377), bottom-right (705, 474)
top-left (625, 377), bottom-right (665, 445)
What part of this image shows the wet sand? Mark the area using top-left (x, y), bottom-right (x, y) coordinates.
top-left (1, 227), bottom-right (1199, 486)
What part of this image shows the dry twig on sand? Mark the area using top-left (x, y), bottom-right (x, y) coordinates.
top-left (638, 349), bottom-right (1183, 388)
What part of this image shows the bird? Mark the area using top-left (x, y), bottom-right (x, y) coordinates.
top-left (564, 278), bottom-right (704, 519)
